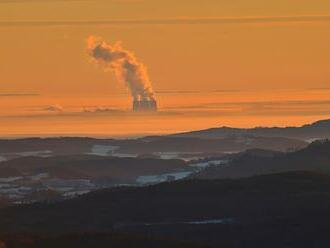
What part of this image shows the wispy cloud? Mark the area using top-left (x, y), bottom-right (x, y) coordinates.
top-left (307, 87), bottom-right (330, 91)
top-left (0, 93), bottom-right (39, 97)
top-left (162, 99), bottom-right (330, 117)
top-left (0, 0), bottom-right (87, 3)
top-left (43, 104), bottom-right (63, 112)
top-left (2, 99), bottom-right (330, 119)
top-left (1, 15), bottom-right (330, 27)
top-left (0, 0), bottom-right (140, 3)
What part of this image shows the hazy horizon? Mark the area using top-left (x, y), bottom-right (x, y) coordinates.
top-left (1, 88), bottom-right (329, 138)
top-left (1, 0), bottom-right (329, 137)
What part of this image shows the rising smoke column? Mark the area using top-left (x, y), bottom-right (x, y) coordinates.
top-left (87, 36), bottom-right (155, 101)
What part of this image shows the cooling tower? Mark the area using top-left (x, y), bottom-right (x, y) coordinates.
top-left (133, 99), bottom-right (158, 112)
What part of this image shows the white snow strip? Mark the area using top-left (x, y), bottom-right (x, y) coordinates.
top-left (17, 150), bottom-right (53, 157)
top-left (0, 177), bottom-right (23, 183)
top-left (29, 173), bottom-right (49, 180)
top-left (64, 190), bottom-right (91, 197)
top-left (142, 218), bottom-right (233, 226)
top-left (306, 138), bottom-right (324, 143)
top-left (190, 159), bottom-right (228, 168)
top-left (89, 145), bottom-right (119, 156)
top-left (0, 156), bottom-right (7, 162)
top-left (184, 219), bottom-right (231, 224)
top-left (136, 171), bottom-right (193, 184)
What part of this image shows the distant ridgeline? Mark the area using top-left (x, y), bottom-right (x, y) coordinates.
top-left (170, 119), bottom-right (330, 140)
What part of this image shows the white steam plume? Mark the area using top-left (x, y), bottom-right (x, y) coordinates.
top-left (87, 36), bottom-right (155, 101)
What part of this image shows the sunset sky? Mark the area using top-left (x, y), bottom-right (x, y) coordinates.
top-left (0, 0), bottom-right (330, 136)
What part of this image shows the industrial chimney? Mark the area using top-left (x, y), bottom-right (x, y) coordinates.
top-left (133, 98), bottom-right (158, 112)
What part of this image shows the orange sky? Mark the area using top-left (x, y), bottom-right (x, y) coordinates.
top-left (0, 0), bottom-right (329, 136)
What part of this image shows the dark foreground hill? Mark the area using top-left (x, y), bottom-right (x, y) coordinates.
top-left (2, 171), bottom-right (330, 247)
top-left (171, 118), bottom-right (330, 140)
top-left (194, 140), bottom-right (330, 179)
top-left (0, 233), bottom-right (207, 248)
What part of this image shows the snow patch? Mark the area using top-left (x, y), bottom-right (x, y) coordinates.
top-left (17, 150), bottom-right (53, 157)
top-left (0, 177), bottom-right (23, 183)
top-left (0, 156), bottom-right (7, 162)
top-left (64, 190), bottom-right (91, 197)
top-left (136, 171), bottom-right (193, 184)
top-left (184, 219), bottom-right (233, 225)
top-left (29, 173), bottom-right (49, 180)
top-left (306, 138), bottom-right (324, 143)
top-left (89, 145), bottom-right (119, 156)
top-left (141, 218), bottom-right (234, 226)
top-left (156, 152), bottom-right (180, 160)
top-left (190, 159), bottom-right (228, 168)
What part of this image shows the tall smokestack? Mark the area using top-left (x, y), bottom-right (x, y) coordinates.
top-left (87, 36), bottom-right (158, 112)
top-left (133, 98), bottom-right (158, 112)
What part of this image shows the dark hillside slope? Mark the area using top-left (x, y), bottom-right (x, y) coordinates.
top-left (0, 137), bottom-right (104, 154)
top-left (0, 135), bottom-right (307, 156)
top-left (194, 140), bottom-right (330, 179)
top-left (1, 171), bottom-right (330, 234)
top-left (0, 233), bottom-right (207, 248)
top-left (0, 155), bottom-right (188, 180)
top-left (2, 172), bottom-right (330, 246)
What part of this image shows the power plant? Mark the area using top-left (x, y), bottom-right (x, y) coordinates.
top-left (88, 36), bottom-right (158, 113)
top-left (133, 98), bottom-right (158, 112)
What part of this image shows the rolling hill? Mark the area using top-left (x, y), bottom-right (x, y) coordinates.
top-left (1, 171), bottom-right (330, 247)
top-left (193, 140), bottom-right (330, 179)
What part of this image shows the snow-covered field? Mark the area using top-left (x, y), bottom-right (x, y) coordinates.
top-left (89, 144), bottom-right (138, 157)
top-left (63, 190), bottom-right (91, 198)
top-left (306, 138), bottom-right (324, 143)
top-left (0, 150), bottom-right (53, 163)
top-left (156, 152), bottom-right (208, 161)
top-left (0, 177), bottom-right (23, 183)
top-left (0, 183), bottom-right (12, 189)
top-left (112, 153), bottom-right (137, 158)
top-left (184, 219), bottom-right (233, 225)
top-left (16, 150), bottom-right (53, 157)
top-left (28, 173), bottom-right (49, 180)
top-left (190, 159), bottom-right (228, 168)
top-left (89, 145), bottom-right (119, 156)
top-left (141, 218), bottom-right (234, 226)
top-left (156, 152), bottom-right (180, 160)
top-left (136, 171), bottom-right (193, 184)
top-left (0, 186), bottom-right (32, 199)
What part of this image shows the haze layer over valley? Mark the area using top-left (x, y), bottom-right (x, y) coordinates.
top-left (2, 89), bottom-right (329, 137)
top-left (0, 119), bottom-right (328, 205)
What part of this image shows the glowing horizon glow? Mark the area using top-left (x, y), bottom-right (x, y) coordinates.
top-left (1, 89), bottom-right (329, 137)
top-left (0, 0), bottom-right (329, 136)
